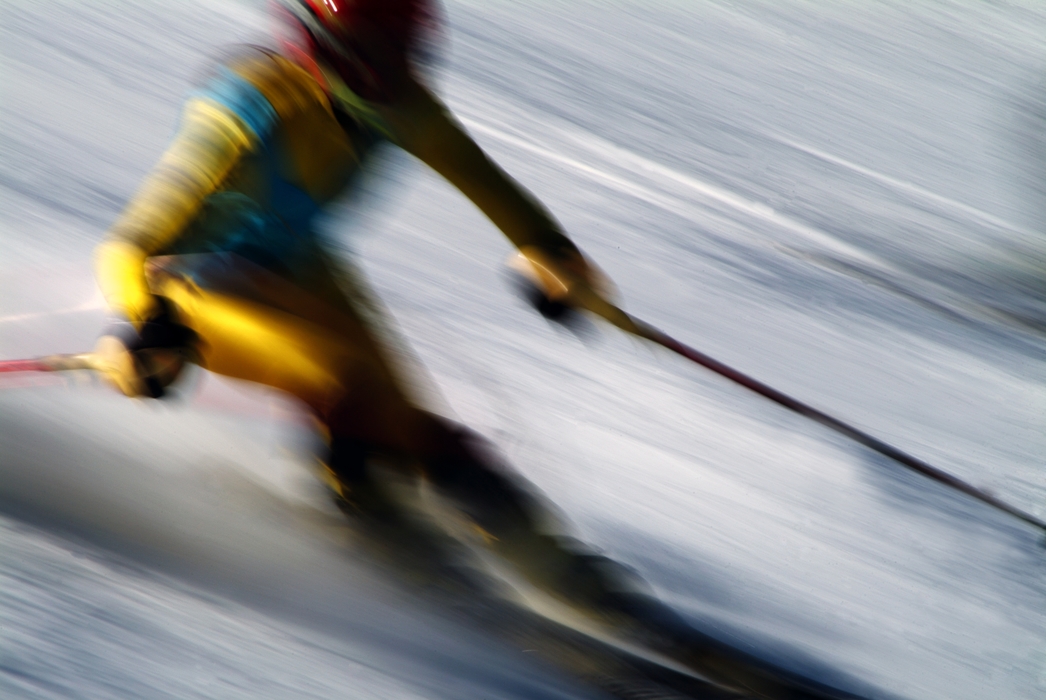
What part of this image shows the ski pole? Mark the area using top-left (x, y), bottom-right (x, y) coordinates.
top-left (576, 293), bottom-right (1046, 534)
top-left (0, 354), bottom-right (96, 374)
top-left (6, 321), bottom-right (1045, 535)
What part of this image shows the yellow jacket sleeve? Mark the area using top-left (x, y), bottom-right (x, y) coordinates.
top-left (95, 98), bottom-right (256, 326)
top-left (377, 80), bottom-right (581, 259)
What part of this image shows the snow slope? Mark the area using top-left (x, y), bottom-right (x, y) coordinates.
top-left (2, 1), bottom-right (1044, 698)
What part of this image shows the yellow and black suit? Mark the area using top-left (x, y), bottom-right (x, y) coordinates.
top-left (96, 47), bottom-right (578, 459)
top-left (93, 50), bottom-right (743, 671)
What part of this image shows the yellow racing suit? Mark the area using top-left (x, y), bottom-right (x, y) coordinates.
top-left (94, 46), bottom-right (583, 456)
top-left (91, 53), bottom-right (791, 686)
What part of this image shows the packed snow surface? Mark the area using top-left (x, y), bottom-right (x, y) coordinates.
top-left (2, 1), bottom-right (1045, 698)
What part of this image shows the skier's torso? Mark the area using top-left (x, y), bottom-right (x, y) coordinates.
top-left (96, 41), bottom-right (575, 326)
top-left (165, 47), bottom-right (379, 277)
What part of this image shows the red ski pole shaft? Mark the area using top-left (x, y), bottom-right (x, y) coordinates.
top-left (579, 294), bottom-right (1046, 533)
top-left (0, 354), bottom-right (96, 374)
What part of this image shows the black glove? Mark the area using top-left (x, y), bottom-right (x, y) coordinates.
top-left (95, 296), bottom-right (198, 398)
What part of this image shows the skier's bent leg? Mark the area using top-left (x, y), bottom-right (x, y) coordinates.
top-left (416, 421), bottom-right (684, 627)
top-left (155, 272), bottom-right (691, 643)
top-left (421, 419), bottom-right (544, 536)
top-left (155, 271), bottom-right (434, 446)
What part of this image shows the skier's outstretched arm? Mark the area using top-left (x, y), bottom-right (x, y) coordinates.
top-left (380, 80), bottom-right (616, 312)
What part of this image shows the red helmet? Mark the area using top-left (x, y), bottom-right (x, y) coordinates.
top-left (275, 0), bottom-right (442, 102)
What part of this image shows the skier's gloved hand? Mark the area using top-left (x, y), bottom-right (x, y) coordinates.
top-left (93, 295), bottom-right (197, 399)
top-left (509, 246), bottom-right (618, 323)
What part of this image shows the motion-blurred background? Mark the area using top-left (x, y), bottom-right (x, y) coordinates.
top-left (2, 2), bottom-right (1044, 698)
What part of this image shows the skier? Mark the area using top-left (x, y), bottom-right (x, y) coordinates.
top-left (89, 3), bottom-right (857, 697)
top-left (92, 0), bottom-right (623, 594)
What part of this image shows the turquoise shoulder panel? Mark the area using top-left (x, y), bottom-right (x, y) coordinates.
top-left (196, 66), bottom-right (279, 143)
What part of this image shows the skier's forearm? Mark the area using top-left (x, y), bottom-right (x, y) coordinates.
top-left (387, 83), bottom-right (580, 258)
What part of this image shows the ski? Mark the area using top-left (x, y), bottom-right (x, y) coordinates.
top-left (307, 472), bottom-right (872, 700)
